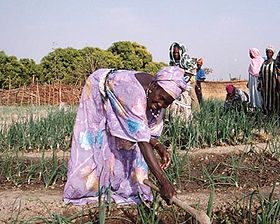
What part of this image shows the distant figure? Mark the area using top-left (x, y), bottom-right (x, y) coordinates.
top-left (195, 58), bottom-right (206, 105)
top-left (224, 84), bottom-right (249, 112)
top-left (248, 48), bottom-right (264, 109)
top-left (168, 42), bottom-right (200, 116)
top-left (258, 45), bottom-right (280, 114)
top-left (168, 56), bottom-right (198, 121)
top-left (169, 42), bottom-right (187, 66)
top-left (275, 51), bottom-right (280, 117)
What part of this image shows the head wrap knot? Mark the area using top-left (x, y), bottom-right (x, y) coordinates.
top-left (155, 66), bottom-right (187, 99)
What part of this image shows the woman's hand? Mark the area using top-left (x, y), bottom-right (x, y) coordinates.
top-left (154, 142), bottom-right (171, 170)
top-left (160, 178), bottom-right (176, 205)
top-left (138, 141), bottom-right (176, 205)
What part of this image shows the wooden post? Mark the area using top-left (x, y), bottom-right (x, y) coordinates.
top-left (48, 83), bottom-right (51, 105)
top-left (20, 85), bottom-right (25, 106)
top-left (7, 83), bottom-right (11, 105)
top-left (37, 82), bottom-right (40, 106)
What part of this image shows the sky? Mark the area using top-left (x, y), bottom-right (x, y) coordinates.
top-left (1, 0), bottom-right (280, 80)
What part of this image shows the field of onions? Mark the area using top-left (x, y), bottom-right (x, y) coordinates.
top-left (0, 100), bottom-right (279, 223)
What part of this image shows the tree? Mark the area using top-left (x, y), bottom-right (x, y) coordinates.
top-left (143, 61), bottom-right (167, 75)
top-left (0, 41), bottom-right (167, 88)
top-left (0, 52), bottom-right (42, 88)
top-left (79, 47), bottom-right (122, 77)
top-left (19, 58), bottom-right (41, 85)
top-left (40, 48), bottom-right (84, 84)
top-left (0, 52), bottom-right (22, 88)
top-left (108, 41), bottom-right (153, 71)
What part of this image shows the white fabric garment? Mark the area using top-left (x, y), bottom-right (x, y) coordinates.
top-left (248, 75), bottom-right (262, 108)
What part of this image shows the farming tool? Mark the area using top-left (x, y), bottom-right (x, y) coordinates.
top-left (144, 179), bottom-right (211, 224)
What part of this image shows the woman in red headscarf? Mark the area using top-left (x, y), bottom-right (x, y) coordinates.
top-left (224, 84), bottom-right (249, 111)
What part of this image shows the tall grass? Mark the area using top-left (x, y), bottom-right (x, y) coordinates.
top-left (0, 101), bottom-right (279, 223)
top-left (163, 100), bottom-right (279, 149)
top-left (0, 106), bottom-right (76, 151)
top-left (0, 148), bottom-right (68, 187)
top-left (0, 100), bottom-right (278, 152)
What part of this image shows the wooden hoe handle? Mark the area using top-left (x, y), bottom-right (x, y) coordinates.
top-left (143, 179), bottom-right (211, 224)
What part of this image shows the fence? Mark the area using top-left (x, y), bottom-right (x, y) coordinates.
top-left (0, 83), bottom-right (82, 106)
top-left (0, 80), bottom-right (248, 106)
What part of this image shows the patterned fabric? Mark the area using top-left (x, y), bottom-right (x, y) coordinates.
top-left (276, 51), bottom-right (280, 67)
top-left (168, 42), bottom-right (199, 120)
top-left (168, 88), bottom-right (192, 121)
top-left (180, 55), bottom-right (197, 75)
top-left (259, 60), bottom-right (280, 114)
top-left (169, 42), bottom-right (187, 66)
top-left (169, 42), bottom-right (197, 75)
top-left (224, 88), bottom-right (249, 111)
top-left (155, 66), bottom-right (187, 100)
top-left (64, 69), bottom-right (162, 205)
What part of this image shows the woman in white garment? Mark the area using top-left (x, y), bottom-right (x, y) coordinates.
top-left (248, 48), bottom-right (264, 109)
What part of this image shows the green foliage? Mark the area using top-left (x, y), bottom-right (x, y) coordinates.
top-left (40, 47), bottom-right (84, 84)
top-left (0, 149), bottom-right (68, 187)
top-left (0, 107), bottom-right (76, 151)
top-left (108, 41), bottom-right (160, 72)
top-left (1, 100), bottom-right (279, 152)
top-left (19, 58), bottom-right (41, 84)
top-left (0, 41), bottom-right (165, 88)
top-left (163, 100), bottom-right (279, 149)
top-left (0, 52), bottom-right (40, 88)
top-left (143, 61), bottom-right (167, 75)
top-left (79, 47), bottom-right (122, 76)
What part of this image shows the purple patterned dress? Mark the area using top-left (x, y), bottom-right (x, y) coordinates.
top-left (63, 69), bottom-right (163, 205)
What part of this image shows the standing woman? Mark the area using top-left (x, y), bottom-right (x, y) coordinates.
top-left (195, 58), bottom-right (206, 105)
top-left (248, 48), bottom-right (264, 109)
top-left (258, 46), bottom-right (280, 114)
top-left (275, 51), bottom-right (280, 116)
top-left (169, 42), bottom-right (200, 112)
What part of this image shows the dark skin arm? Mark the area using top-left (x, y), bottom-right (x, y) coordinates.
top-left (150, 137), bottom-right (171, 169)
top-left (138, 141), bottom-right (176, 205)
top-left (134, 72), bottom-right (176, 204)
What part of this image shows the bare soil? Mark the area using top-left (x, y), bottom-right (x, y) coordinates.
top-left (1, 143), bottom-right (280, 223)
top-left (202, 80), bottom-right (247, 101)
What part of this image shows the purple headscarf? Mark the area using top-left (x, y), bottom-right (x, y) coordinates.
top-left (154, 66), bottom-right (187, 99)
